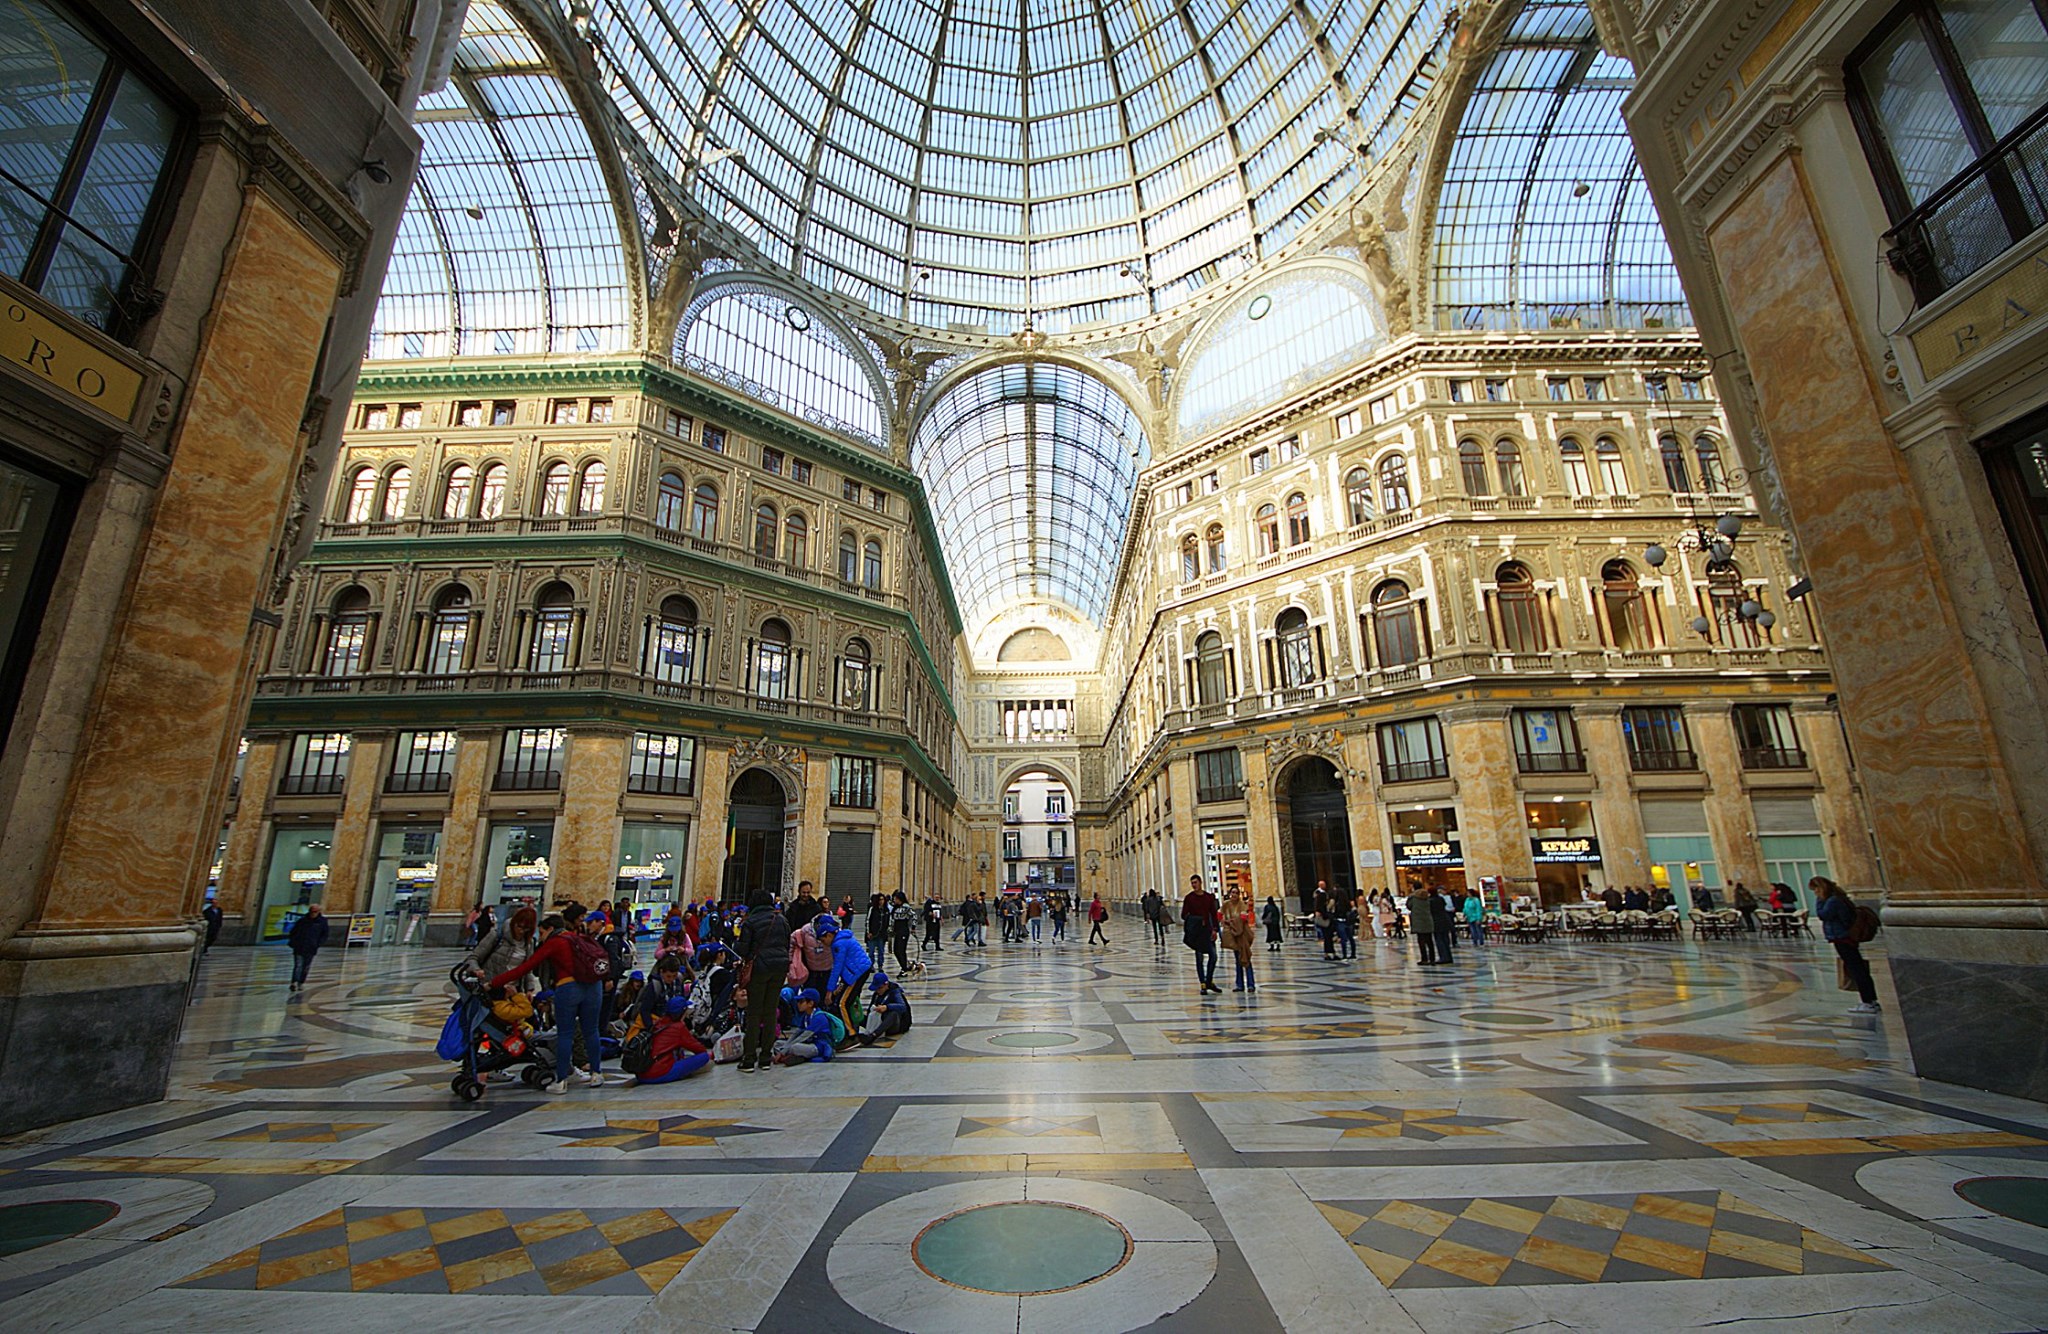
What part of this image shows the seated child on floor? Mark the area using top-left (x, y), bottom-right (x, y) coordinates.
top-left (857, 972), bottom-right (912, 1046)
top-left (636, 996), bottom-right (712, 1084)
top-left (771, 989), bottom-right (838, 1064)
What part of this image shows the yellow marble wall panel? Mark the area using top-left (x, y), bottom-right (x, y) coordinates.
top-left (690, 744), bottom-right (732, 902)
top-left (799, 754), bottom-right (833, 892)
top-left (1241, 746), bottom-right (1283, 902)
top-left (432, 732), bottom-right (496, 915)
top-left (1167, 755), bottom-right (1202, 890)
top-left (217, 740), bottom-right (281, 923)
top-left (324, 735), bottom-right (386, 913)
top-left (1800, 706), bottom-right (1883, 888)
top-left (1707, 158), bottom-right (2039, 899)
top-left (35, 194), bottom-right (342, 930)
top-left (552, 731), bottom-right (626, 906)
top-left (1690, 708), bottom-right (1769, 888)
top-left (874, 766), bottom-right (904, 895)
top-left (1579, 709), bottom-right (1654, 891)
top-left (1445, 712), bottom-right (1536, 893)
top-left (1342, 732), bottom-right (1385, 896)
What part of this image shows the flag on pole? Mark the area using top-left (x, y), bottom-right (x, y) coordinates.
top-left (725, 806), bottom-right (738, 858)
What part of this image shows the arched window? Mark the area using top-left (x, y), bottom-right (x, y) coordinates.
top-left (1495, 439), bottom-right (1526, 497)
top-left (655, 472), bottom-right (686, 529)
top-left (381, 466), bottom-right (411, 520)
top-left (1602, 559), bottom-right (1654, 651)
top-left (1695, 434), bottom-right (1727, 491)
top-left (577, 460), bottom-right (606, 514)
top-left (425, 584), bottom-right (472, 674)
top-left (1205, 522), bottom-right (1227, 573)
top-left (1378, 453), bottom-right (1412, 512)
top-left (1285, 492), bottom-right (1311, 547)
top-left (1459, 439), bottom-right (1489, 496)
top-left (529, 583), bottom-right (575, 672)
top-left (863, 538), bottom-right (883, 590)
top-left (689, 482), bottom-right (719, 539)
top-left (1371, 579), bottom-right (1422, 668)
top-left (322, 587), bottom-right (371, 675)
top-left (754, 502), bottom-right (779, 557)
top-left (1596, 437), bottom-right (1629, 494)
top-left (1660, 435), bottom-right (1692, 492)
top-left (1255, 503), bottom-right (1281, 556)
top-left (441, 463), bottom-right (473, 519)
top-left (1344, 467), bottom-right (1374, 526)
top-left (840, 636), bottom-right (872, 711)
top-left (1559, 439), bottom-right (1591, 497)
top-left (755, 617), bottom-right (792, 703)
top-left (838, 531), bottom-right (859, 582)
top-left (539, 461), bottom-right (571, 516)
top-left (477, 462), bottom-right (507, 519)
top-left (783, 510), bottom-right (808, 566)
top-left (1276, 607), bottom-right (1317, 687)
top-left (652, 594), bottom-right (698, 685)
top-left (1180, 533), bottom-right (1201, 583)
top-left (1195, 630), bottom-right (1230, 705)
top-left (1494, 562), bottom-right (1547, 653)
top-left (1708, 566), bottom-right (1760, 647)
top-left (343, 467), bottom-right (377, 523)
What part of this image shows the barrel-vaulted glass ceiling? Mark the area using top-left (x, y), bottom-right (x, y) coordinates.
top-left (913, 362), bottom-right (1147, 629)
top-left (367, 1), bottom-right (632, 358)
top-left (1431, 0), bottom-right (1687, 331)
top-left (578, 0), bottom-right (1456, 334)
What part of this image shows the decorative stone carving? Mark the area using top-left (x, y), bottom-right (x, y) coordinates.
top-left (1265, 726), bottom-right (1345, 774)
top-left (1349, 208), bottom-right (1413, 337)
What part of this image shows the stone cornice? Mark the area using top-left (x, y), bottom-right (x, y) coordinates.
top-left (1677, 64), bottom-right (1844, 218)
top-left (192, 109), bottom-right (374, 296)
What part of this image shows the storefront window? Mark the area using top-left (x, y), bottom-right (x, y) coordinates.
top-left (0, 453), bottom-right (75, 761)
top-left (258, 824), bottom-right (333, 940)
top-left (1526, 800), bottom-right (1605, 906)
top-left (368, 824), bottom-right (440, 945)
top-left (485, 820), bottom-right (553, 908)
top-left (1200, 823), bottom-right (1249, 898)
top-left (1389, 806), bottom-right (1465, 896)
top-left (616, 821), bottom-right (688, 912)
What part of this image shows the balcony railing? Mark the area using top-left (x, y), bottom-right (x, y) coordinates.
top-left (494, 769), bottom-right (562, 792)
top-left (1740, 745), bottom-right (1808, 771)
top-left (1627, 749), bottom-right (1699, 773)
top-left (1514, 750), bottom-right (1588, 774)
top-left (1884, 101), bottom-right (2048, 304)
top-left (277, 774), bottom-right (346, 796)
top-left (1381, 758), bottom-right (1451, 783)
top-left (385, 772), bottom-right (453, 794)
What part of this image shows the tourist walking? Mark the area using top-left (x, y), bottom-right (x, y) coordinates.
top-left (1430, 887), bottom-right (1457, 965)
top-left (922, 896), bottom-right (944, 952)
top-left (1087, 892), bottom-right (1109, 944)
top-left (1813, 876), bottom-right (1881, 1013)
top-left (1026, 894), bottom-right (1044, 944)
top-left (1462, 891), bottom-right (1485, 947)
top-left (890, 891), bottom-right (914, 971)
top-left (1261, 895), bottom-right (1283, 951)
top-left (1050, 892), bottom-right (1069, 942)
top-left (1405, 887), bottom-right (1437, 965)
top-left (1334, 884), bottom-right (1358, 960)
top-left (201, 899), bottom-right (223, 952)
top-left (1220, 890), bottom-right (1257, 992)
top-left (1182, 874), bottom-right (1221, 994)
top-left (286, 904), bottom-right (329, 992)
top-left (1142, 888), bottom-right (1166, 952)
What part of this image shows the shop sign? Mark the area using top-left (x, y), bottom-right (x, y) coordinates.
top-left (397, 863), bottom-right (438, 884)
top-left (289, 865), bottom-right (330, 883)
top-left (1532, 836), bottom-right (1602, 864)
top-left (1393, 840), bottom-right (1463, 867)
top-left (346, 914), bottom-right (377, 946)
top-left (617, 864), bottom-right (666, 880)
top-left (503, 858), bottom-right (551, 881)
top-left (1, 281), bottom-right (147, 421)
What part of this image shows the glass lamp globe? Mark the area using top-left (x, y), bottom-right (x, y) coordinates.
top-left (1691, 616), bottom-right (1711, 636)
top-left (1739, 599), bottom-right (1762, 619)
top-left (1644, 543), bottom-right (1666, 568)
top-left (1716, 514), bottom-right (1744, 538)
top-left (1756, 610), bottom-right (1776, 630)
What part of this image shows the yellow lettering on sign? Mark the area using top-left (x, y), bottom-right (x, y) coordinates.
top-left (0, 294), bottom-right (146, 420)
top-left (1911, 230), bottom-right (2048, 379)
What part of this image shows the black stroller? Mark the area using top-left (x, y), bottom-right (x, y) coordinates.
top-left (443, 965), bottom-right (549, 1101)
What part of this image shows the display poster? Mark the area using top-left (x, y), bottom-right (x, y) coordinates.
top-left (346, 914), bottom-right (377, 946)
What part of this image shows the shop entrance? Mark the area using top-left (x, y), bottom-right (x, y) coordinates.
top-left (1279, 757), bottom-right (1355, 911)
top-left (722, 768), bottom-right (788, 903)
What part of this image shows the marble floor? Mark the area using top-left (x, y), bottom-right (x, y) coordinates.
top-left (2, 928), bottom-right (2046, 1332)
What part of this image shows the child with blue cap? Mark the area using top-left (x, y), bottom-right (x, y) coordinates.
top-left (771, 988), bottom-right (836, 1064)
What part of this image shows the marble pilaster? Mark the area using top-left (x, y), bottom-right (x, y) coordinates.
top-left (691, 744), bottom-right (733, 902)
top-left (797, 753), bottom-right (833, 891)
top-left (1239, 745), bottom-right (1283, 902)
top-left (323, 733), bottom-right (387, 914)
top-left (1442, 707), bottom-right (1535, 895)
top-left (215, 739), bottom-right (281, 935)
top-left (1689, 707), bottom-right (1769, 890)
top-left (1166, 754), bottom-right (1201, 888)
top-left (1796, 701), bottom-right (1882, 888)
top-left (874, 766), bottom-right (905, 894)
top-left (551, 730), bottom-right (627, 906)
top-left (1578, 706), bottom-right (1652, 892)
top-left (430, 731), bottom-right (497, 919)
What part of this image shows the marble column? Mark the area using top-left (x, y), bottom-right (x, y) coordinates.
top-left (691, 744), bottom-right (733, 903)
top-left (1689, 707), bottom-right (1769, 891)
top-left (874, 766), bottom-right (905, 896)
top-left (1166, 755), bottom-right (1202, 890)
top-left (797, 753), bottom-right (834, 891)
top-left (324, 733), bottom-right (388, 914)
top-left (1578, 706), bottom-right (1652, 893)
top-left (1443, 706), bottom-right (1536, 897)
top-left (216, 739), bottom-right (282, 940)
top-left (1340, 731), bottom-right (1383, 896)
top-left (428, 731), bottom-right (497, 941)
top-left (551, 729), bottom-right (627, 907)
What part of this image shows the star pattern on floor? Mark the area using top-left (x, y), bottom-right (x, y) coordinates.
top-left (956, 1114), bottom-right (1102, 1139)
top-left (174, 1206), bottom-right (734, 1295)
top-left (1283, 1106), bottom-right (1521, 1140)
top-left (212, 1121), bottom-right (386, 1144)
top-left (1316, 1190), bottom-right (1890, 1287)
top-left (542, 1114), bottom-right (777, 1151)
top-left (1685, 1102), bottom-right (1864, 1126)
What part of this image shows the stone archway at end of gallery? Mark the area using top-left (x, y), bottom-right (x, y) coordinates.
top-left (722, 764), bottom-right (799, 904)
top-left (1271, 750), bottom-right (1358, 916)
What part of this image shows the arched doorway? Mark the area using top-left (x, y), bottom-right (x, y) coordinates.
top-left (1279, 757), bottom-right (1355, 912)
top-left (722, 768), bottom-right (788, 902)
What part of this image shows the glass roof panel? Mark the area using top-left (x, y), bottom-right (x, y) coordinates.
top-left (676, 286), bottom-right (887, 448)
top-left (1176, 268), bottom-right (1385, 436)
top-left (1431, 0), bottom-right (1690, 332)
top-left (578, 0), bottom-right (1456, 332)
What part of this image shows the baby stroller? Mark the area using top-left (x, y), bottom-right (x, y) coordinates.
top-left (441, 965), bottom-right (548, 1101)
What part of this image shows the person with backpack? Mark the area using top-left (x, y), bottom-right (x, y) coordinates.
top-left (889, 892), bottom-right (915, 971)
top-left (1087, 891), bottom-right (1109, 945)
top-left (922, 896), bottom-right (944, 952)
top-left (772, 989), bottom-right (837, 1064)
top-left (1142, 887), bottom-right (1166, 952)
top-left (732, 889), bottom-right (790, 1074)
top-left (1182, 873), bottom-right (1221, 995)
top-left (490, 913), bottom-right (611, 1092)
top-left (1813, 876), bottom-right (1881, 1013)
top-left (286, 904), bottom-right (329, 993)
top-left (619, 994), bottom-right (711, 1086)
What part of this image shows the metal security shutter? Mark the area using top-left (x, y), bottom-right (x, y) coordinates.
top-left (1752, 795), bottom-right (1819, 833)
top-left (1639, 797), bottom-right (1709, 836)
top-left (825, 830), bottom-right (874, 904)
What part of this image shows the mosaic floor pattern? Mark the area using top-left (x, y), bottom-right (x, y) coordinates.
top-left (0, 930), bottom-right (2043, 1331)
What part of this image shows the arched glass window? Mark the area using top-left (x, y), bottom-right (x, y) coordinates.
top-left (1371, 579), bottom-right (1421, 667)
top-left (1255, 503), bottom-right (1281, 556)
top-left (755, 617), bottom-right (792, 702)
top-left (1559, 439), bottom-right (1591, 497)
top-left (783, 511), bottom-right (808, 566)
top-left (652, 594), bottom-right (698, 685)
top-left (1205, 522), bottom-right (1227, 574)
top-left (655, 472), bottom-right (686, 529)
top-left (1495, 562), bottom-right (1547, 653)
top-left (838, 532), bottom-right (859, 582)
top-left (1195, 630), bottom-right (1229, 705)
top-left (1495, 440), bottom-right (1527, 497)
top-left (1459, 439), bottom-right (1489, 495)
top-left (689, 482), bottom-right (719, 539)
top-left (1180, 533), bottom-right (1200, 583)
top-left (1603, 559), bottom-right (1653, 651)
top-left (677, 289), bottom-right (886, 448)
top-left (529, 583), bottom-right (575, 672)
top-left (539, 462), bottom-right (571, 516)
top-left (1378, 454), bottom-right (1412, 512)
top-left (754, 502), bottom-right (779, 557)
top-left (862, 538), bottom-right (883, 590)
top-left (381, 466), bottom-right (411, 520)
top-left (840, 636), bottom-right (872, 711)
top-left (323, 587), bottom-right (371, 676)
top-left (1660, 435), bottom-right (1692, 492)
top-left (1695, 434), bottom-right (1727, 491)
top-left (1285, 492), bottom-right (1311, 547)
top-left (1276, 607), bottom-right (1317, 687)
top-left (426, 584), bottom-right (472, 674)
top-left (1344, 467), bottom-right (1374, 525)
top-left (344, 467), bottom-right (377, 523)
top-left (577, 461), bottom-right (606, 514)
top-left (477, 463), bottom-right (507, 519)
top-left (1596, 437), bottom-right (1629, 493)
top-left (442, 463), bottom-right (474, 519)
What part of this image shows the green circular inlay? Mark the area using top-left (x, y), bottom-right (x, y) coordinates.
top-left (1460, 1010), bottom-right (1552, 1026)
top-left (989, 1031), bottom-right (1079, 1048)
top-left (0, 1201), bottom-right (119, 1258)
top-left (914, 1201), bottom-right (1131, 1294)
top-left (1955, 1177), bottom-right (2048, 1229)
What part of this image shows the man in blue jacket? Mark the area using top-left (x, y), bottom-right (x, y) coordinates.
top-left (286, 904), bottom-right (329, 993)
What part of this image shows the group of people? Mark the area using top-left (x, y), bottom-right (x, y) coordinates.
top-left (938, 889), bottom-right (1111, 949)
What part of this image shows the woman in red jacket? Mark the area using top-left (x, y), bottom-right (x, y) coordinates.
top-left (492, 914), bottom-right (608, 1093)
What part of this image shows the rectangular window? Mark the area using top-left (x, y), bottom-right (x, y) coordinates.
top-left (1202, 471), bottom-right (1220, 494)
top-left (1733, 704), bottom-right (1805, 768)
top-left (761, 447), bottom-right (784, 475)
top-left (791, 458), bottom-right (813, 484)
top-left (1510, 708), bottom-right (1586, 773)
top-left (663, 408), bottom-right (692, 438)
top-left (1484, 377), bottom-right (1510, 402)
top-left (1045, 789), bottom-right (1068, 816)
top-left (1546, 377), bottom-right (1572, 401)
top-left (1679, 375), bottom-right (1703, 400)
top-left (550, 399), bottom-right (580, 425)
top-left (870, 489), bottom-right (888, 514)
top-left (1447, 379), bottom-right (1470, 403)
top-left (628, 731), bottom-right (695, 795)
top-left (1581, 377), bottom-right (1607, 402)
top-left (1277, 434), bottom-right (1302, 462)
top-left (703, 425), bottom-right (726, 453)
top-left (1621, 706), bottom-right (1697, 771)
top-left (1002, 830), bottom-right (1021, 859)
top-left (1174, 481), bottom-right (1193, 506)
top-left (1645, 376), bottom-right (1669, 400)
top-left (1369, 394), bottom-right (1395, 424)
top-left (359, 404), bottom-right (389, 430)
top-left (843, 477), bottom-right (862, 502)
top-left (497, 727), bottom-right (565, 790)
top-left (1247, 447), bottom-right (1270, 474)
top-left (587, 398), bottom-right (613, 423)
top-left (1377, 716), bottom-right (1450, 782)
top-left (455, 401), bottom-right (483, 427)
top-left (1048, 829), bottom-right (1068, 857)
top-left (1334, 408), bottom-right (1362, 438)
top-left (280, 732), bottom-right (351, 795)
top-left (397, 403), bottom-right (422, 428)
top-left (1194, 747), bottom-right (1243, 802)
top-left (491, 400), bottom-right (516, 425)
top-left (830, 755), bottom-right (877, 808)
top-left (387, 730), bottom-right (458, 793)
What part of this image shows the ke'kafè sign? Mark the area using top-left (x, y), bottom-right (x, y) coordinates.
top-left (1532, 836), bottom-right (1602, 864)
top-left (1393, 840), bottom-right (1463, 867)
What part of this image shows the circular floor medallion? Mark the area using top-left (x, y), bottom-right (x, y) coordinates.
top-left (0, 1200), bottom-right (120, 1258)
top-left (1955, 1177), bottom-right (2048, 1229)
top-left (988, 1031), bottom-right (1079, 1049)
top-left (1457, 1009), bottom-right (1554, 1026)
top-left (913, 1201), bottom-right (1132, 1294)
